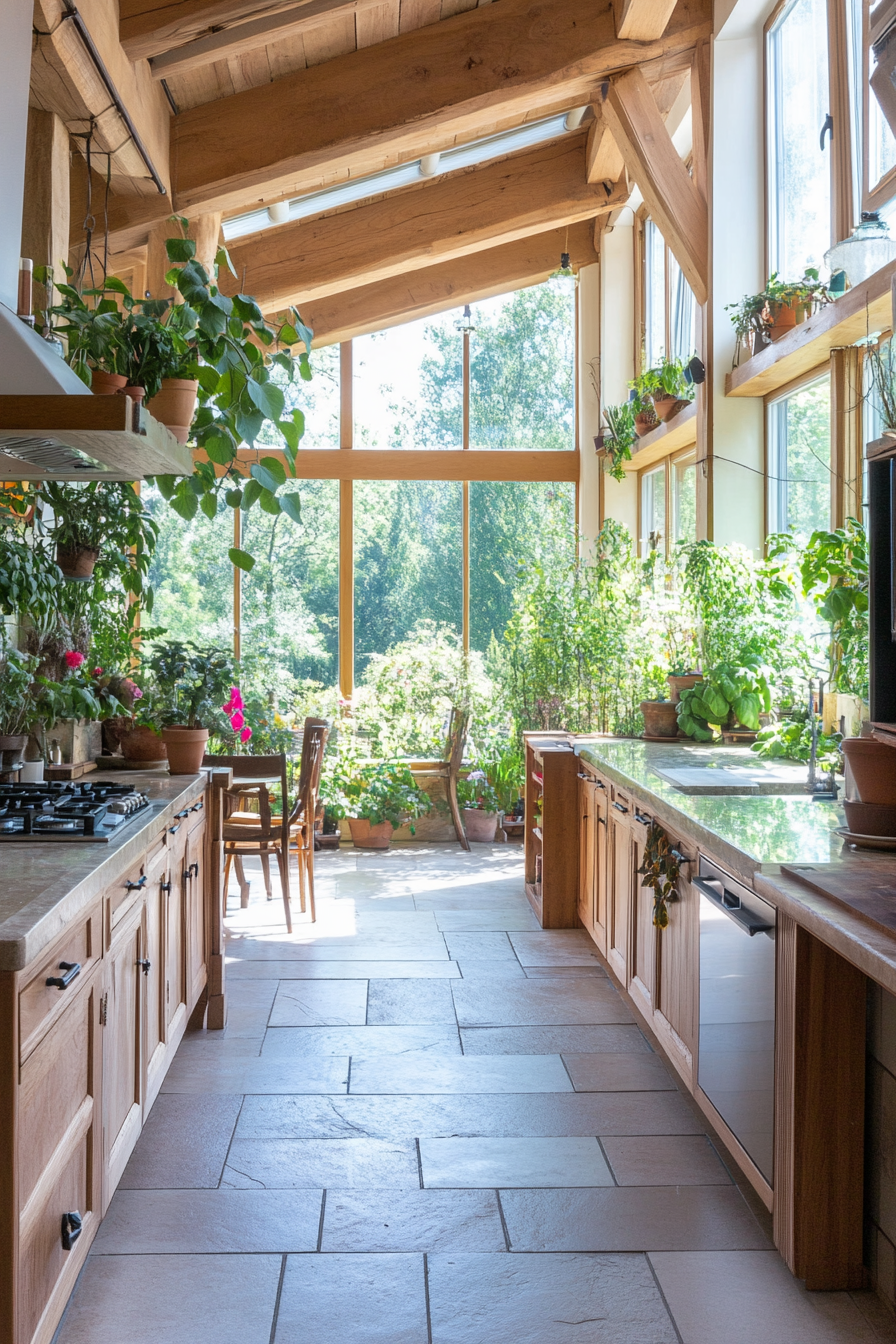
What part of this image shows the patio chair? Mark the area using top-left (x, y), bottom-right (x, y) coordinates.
top-left (210, 753), bottom-right (293, 931)
top-left (288, 717), bottom-right (329, 923)
top-left (410, 706), bottom-right (471, 851)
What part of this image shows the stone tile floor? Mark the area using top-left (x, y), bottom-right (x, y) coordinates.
top-left (54, 843), bottom-right (896, 1343)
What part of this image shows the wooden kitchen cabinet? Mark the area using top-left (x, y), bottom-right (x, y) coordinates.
top-left (577, 768), bottom-right (607, 954)
top-left (0, 779), bottom-right (211, 1344)
top-left (629, 804), bottom-right (657, 1021)
top-left (606, 787), bottom-right (635, 985)
top-left (523, 734), bottom-right (579, 928)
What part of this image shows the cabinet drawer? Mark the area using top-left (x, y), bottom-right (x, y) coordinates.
top-left (19, 910), bottom-right (98, 1063)
top-left (107, 856), bottom-right (148, 938)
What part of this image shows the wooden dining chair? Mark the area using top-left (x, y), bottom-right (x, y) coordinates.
top-left (410, 706), bottom-right (471, 851)
top-left (204, 753), bottom-right (294, 932)
top-left (286, 718), bottom-right (329, 923)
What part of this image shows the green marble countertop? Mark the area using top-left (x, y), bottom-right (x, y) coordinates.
top-left (576, 739), bottom-right (845, 882)
top-left (0, 771), bottom-right (206, 972)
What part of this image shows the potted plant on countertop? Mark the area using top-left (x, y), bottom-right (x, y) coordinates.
top-left (457, 770), bottom-right (501, 842)
top-left (0, 643), bottom-right (39, 777)
top-left (142, 640), bottom-right (237, 774)
top-left (676, 650), bottom-right (774, 742)
top-left (666, 666), bottom-right (703, 704)
top-left (639, 695), bottom-right (679, 740)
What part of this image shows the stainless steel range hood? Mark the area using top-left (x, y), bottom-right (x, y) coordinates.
top-left (0, 303), bottom-right (193, 480)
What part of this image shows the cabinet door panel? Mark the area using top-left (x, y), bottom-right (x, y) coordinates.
top-left (185, 818), bottom-right (207, 1010)
top-left (166, 836), bottom-right (188, 1033)
top-left (593, 784), bottom-right (608, 954)
top-left (577, 775), bottom-right (597, 935)
top-left (104, 904), bottom-right (143, 1202)
top-left (608, 800), bottom-right (633, 985)
top-left (143, 857), bottom-right (168, 1108)
top-left (630, 813), bottom-right (656, 1017)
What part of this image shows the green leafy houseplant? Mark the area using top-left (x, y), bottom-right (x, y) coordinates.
top-left (343, 759), bottom-right (431, 830)
top-left (150, 223), bottom-right (313, 571)
top-left (631, 357), bottom-right (695, 405)
top-left (792, 520), bottom-right (869, 699)
top-left (0, 644), bottom-right (39, 738)
top-left (751, 711), bottom-right (843, 771)
top-left (677, 651), bottom-right (773, 740)
top-left (30, 481), bottom-right (159, 597)
top-left (600, 402), bottom-right (637, 481)
top-left (142, 641), bottom-right (235, 730)
top-left (725, 270), bottom-right (829, 353)
top-left (457, 771), bottom-right (501, 812)
top-left (0, 519), bottom-right (63, 624)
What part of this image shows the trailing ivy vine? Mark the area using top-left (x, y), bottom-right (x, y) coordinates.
top-left (637, 820), bottom-right (682, 929)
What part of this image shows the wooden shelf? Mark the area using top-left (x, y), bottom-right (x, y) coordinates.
top-left (725, 260), bottom-right (896, 400)
top-left (0, 395), bottom-right (194, 480)
top-left (624, 402), bottom-right (697, 472)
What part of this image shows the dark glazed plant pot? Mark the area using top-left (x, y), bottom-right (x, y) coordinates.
top-left (347, 818), bottom-right (393, 849)
top-left (842, 737), bottom-right (896, 805)
top-left (162, 726), bottom-right (209, 775)
top-left (56, 543), bottom-right (99, 578)
top-left (640, 701), bottom-right (679, 738)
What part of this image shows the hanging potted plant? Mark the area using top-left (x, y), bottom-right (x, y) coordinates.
top-left (143, 641), bottom-right (238, 774)
top-left (457, 771), bottom-right (501, 843)
top-left (36, 480), bottom-right (157, 582)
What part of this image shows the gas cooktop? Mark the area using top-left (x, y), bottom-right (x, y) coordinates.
top-left (0, 781), bottom-right (153, 842)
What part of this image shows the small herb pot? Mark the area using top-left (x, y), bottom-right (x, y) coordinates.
top-left (634, 410), bottom-right (659, 437)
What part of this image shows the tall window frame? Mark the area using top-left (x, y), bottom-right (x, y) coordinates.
top-left (765, 369), bottom-right (833, 539)
top-left (637, 445), bottom-right (698, 560)
top-left (637, 213), bottom-right (698, 372)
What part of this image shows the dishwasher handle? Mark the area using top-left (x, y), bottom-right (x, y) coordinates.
top-left (693, 875), bottom-right (774, 936)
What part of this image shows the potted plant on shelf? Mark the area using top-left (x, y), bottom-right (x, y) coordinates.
top-left (631, 358), bottom-right (695, 425)
top-left (457, 770), bottom-right (501, 843)
top-left (725, 270), bottom-right (830, 354)
top-left (341, 759), bottom-right (431, 849)
top-left (143, 641), bottom-right (237, 774)
top-left (35, 480), bottom-right (159, 583)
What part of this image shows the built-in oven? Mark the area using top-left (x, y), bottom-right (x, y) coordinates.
top-left (695, 855), bottom-right (776, 1186)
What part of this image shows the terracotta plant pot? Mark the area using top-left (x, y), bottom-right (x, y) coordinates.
top-left (667, 673), bottom-right (703, 704)
top-left (843, 800), bottom-right (896, 837)
top-left (634, 410), bottom-right (660, 437)
top-left (90, 370), bottom-right (127, 395)
top-left (120, 725), bottom-right (168, 763)
top-left (841, 737), bottom-right (896, 805)
top-left (767, 301), bottom-right (797, 342)
top-left (161, 725), bottom-right (209, 775)
top-left (123, 384), bottom-right (145, 405)
top-left (462, 808), bottom-right (498, 843)
top-left (0, 734), bottom-right (28, 774)
top-left (640, 700), bottom-right (679, 739)
top-left (145, 378), bottom-right (199, 445)
top-left (347, 817), bottom-right (393, 849)
top-left (56, 542), bottom-right (99, 578)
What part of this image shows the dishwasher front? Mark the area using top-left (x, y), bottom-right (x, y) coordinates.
top-left (695, 855), bottom-right (777, 1186)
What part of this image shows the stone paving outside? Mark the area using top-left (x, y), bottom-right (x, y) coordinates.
top-left (54, 843), bottom-right (896, 1343)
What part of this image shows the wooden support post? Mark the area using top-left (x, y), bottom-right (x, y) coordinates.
top-left (145, 213), bottom-right (223, 300)
top-left (613, 0), bottom-right (678, 40)
top-left (20, 108), bottom-right (71, 310)
top-left (462, 319), bottom-right (471, 653)
top-left (774, 919), bottom-right (866, 1289)
top-left (603, 68), bottom-right (708, 305)
top-left (204, 768), bottom-right (230, 1030)
top-left (585, 105), bottom-right (626, 185)
top-left (339, 341), bottom-right (354, 702)
top-left (831, 347), bottom-right (862, 528)
top-left (233, 507), bottom-right (242, 661)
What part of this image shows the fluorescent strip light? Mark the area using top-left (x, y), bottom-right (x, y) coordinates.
top-left (223, 112), bottom-right (572, 241)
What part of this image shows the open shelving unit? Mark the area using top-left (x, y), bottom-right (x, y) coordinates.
top-left (523, 732), bottom-right (579, 928)
top-left (724, 260), bottom-right (896, 400)
top-left (0, 395), bottom-right (194, 480)
top-left (624, 401), bottom-right (697, 472)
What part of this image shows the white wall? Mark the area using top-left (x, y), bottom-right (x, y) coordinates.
top-left (577, 262), bottom-right (603, 545)
top-left (709, 5), bottom-right (774, 551)
top-left (598, 214), bottom-right (638, 538)
top-left (0, 0), bottom-right (33, 313)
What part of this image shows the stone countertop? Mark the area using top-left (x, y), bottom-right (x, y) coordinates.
top-left (576, 737), bottom-right (896, 991)
top-left (576, 739), bottom-right (845, 883)
top-left (0, 771), bottom-right (207, 973)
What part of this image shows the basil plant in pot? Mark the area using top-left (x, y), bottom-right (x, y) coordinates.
top-left (142, 641), bottom-right (237, 774)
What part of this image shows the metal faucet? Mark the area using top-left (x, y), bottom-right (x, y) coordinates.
top-left (807, 677), bottom-right (838, 800)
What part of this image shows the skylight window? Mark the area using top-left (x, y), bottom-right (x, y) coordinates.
top-left (222, 112), bottom-right (574, 242)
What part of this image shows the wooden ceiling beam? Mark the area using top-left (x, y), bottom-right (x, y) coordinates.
top-left (170, 0), bottom-right (712, 216)
top-left (120, 0), bottom-right (301, 62)
top-left (613, 0), bottom-right (679, 41)
top-left (147, 0), bottom-right (387, 80)
top-left (219, 135), bottom-right (625, 312)
top-left (293, 221), bottom-right (599, 346)
top-left (602, 66), bottom-right (708, 304)
top-left (585, 105), bottom-right (626, 185)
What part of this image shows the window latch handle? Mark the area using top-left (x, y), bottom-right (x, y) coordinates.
top-left (820, 113), bottom-right (833, 150)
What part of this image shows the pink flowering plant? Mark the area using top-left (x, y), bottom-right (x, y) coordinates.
top-left (223, 686), bottom-right (253, 744)
top-left (456, 769), bottom-right (500, 813)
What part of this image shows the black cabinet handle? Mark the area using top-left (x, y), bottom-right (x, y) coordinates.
top-left (61, 1211), bottom-right (82, 1250)
top-left (137, 958), bottom-right (151, 976)
top-left (125, 876), bottom-right (147, 891)
top-left (634, 813), bottom-right (651, 826)
top-left (598, 817), bottom-right (607, 826)
top-left (612, 801), bottom-right (629, 814)
top-left (191, 861), bottom-right (199, 877)
top-left (168, 824), bottom-right (181, 835)
top-left (46, 961), bottom-right (81, 990)
top-left (174, 808), bottom-right (190, 819)
top-left (160, 880), bottom-right (172, 893)
top-left (191, 800), bottom-right (204, 812)
top-left (594, 779), bottom-right (606, 789)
